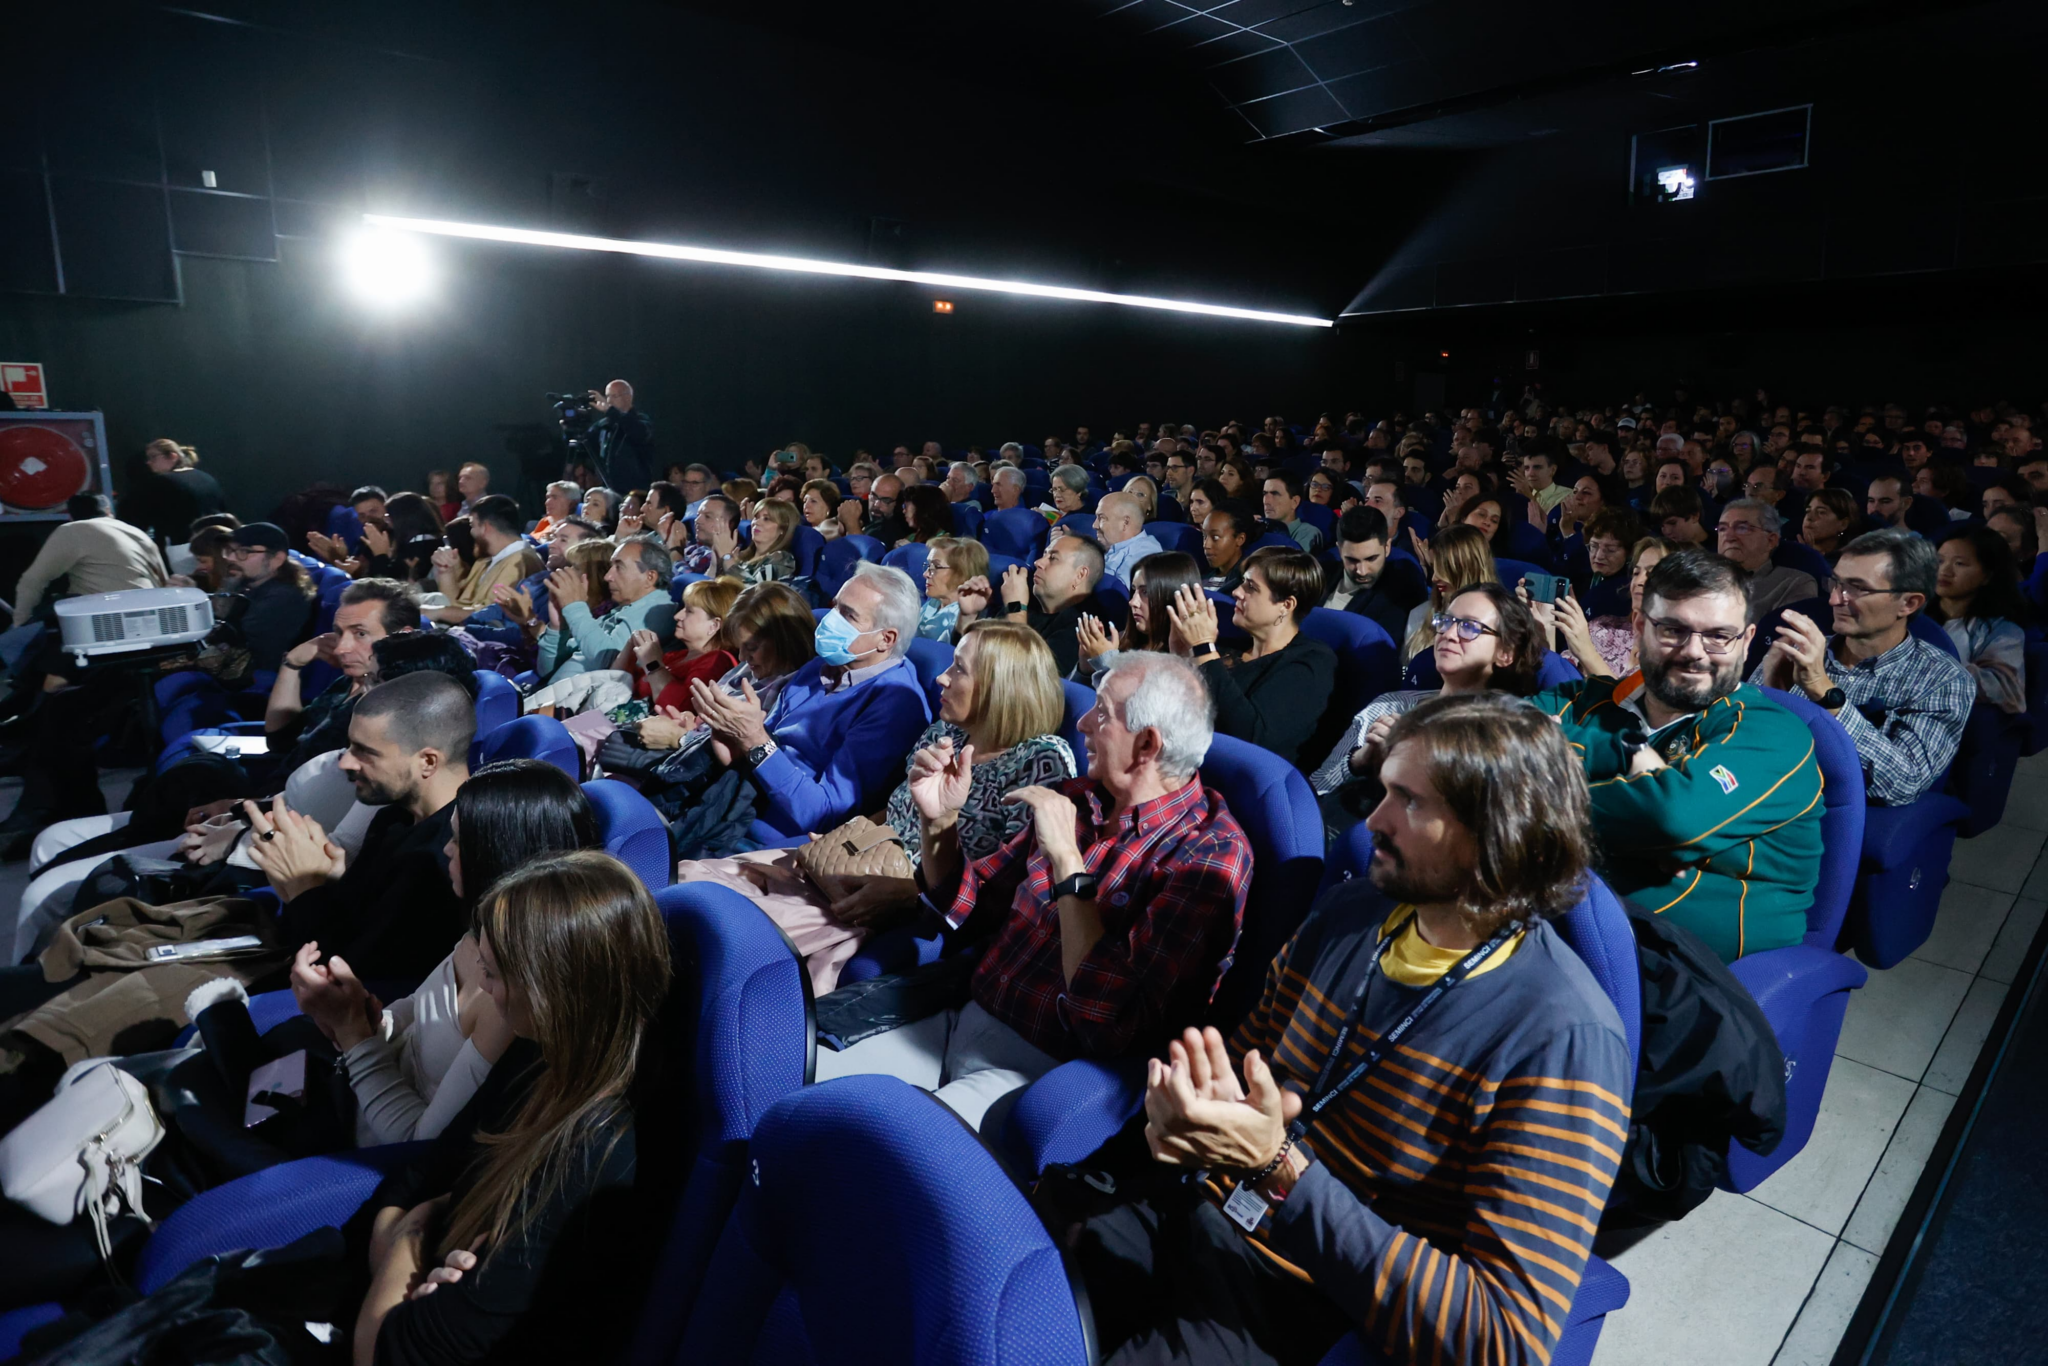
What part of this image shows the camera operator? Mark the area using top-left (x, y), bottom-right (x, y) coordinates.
top-left (586, 378), bottom-right (654, 493)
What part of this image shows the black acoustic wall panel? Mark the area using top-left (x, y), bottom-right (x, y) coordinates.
top-left (0, 173), bottom-right (61, 295)
top-left (170, 189), bottom-right (278, 261)
top-left (49, 177), bottom-right (178, 302)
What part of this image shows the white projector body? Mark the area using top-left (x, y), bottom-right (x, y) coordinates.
top-left (53, 586), bottom-right (215, 667)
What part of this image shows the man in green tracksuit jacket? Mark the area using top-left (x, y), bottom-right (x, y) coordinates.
top-left (1533, 549), bottom-right (1824, 961)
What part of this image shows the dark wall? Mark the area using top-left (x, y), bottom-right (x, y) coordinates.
top-left (1, 0), bottom-right (1400, 520)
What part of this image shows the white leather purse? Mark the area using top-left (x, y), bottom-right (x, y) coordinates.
top-left (0, 1058), bottom-right (164, 1264)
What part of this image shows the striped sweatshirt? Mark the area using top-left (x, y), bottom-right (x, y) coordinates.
top-left (1219, 887), bottom-right (1633, 1366)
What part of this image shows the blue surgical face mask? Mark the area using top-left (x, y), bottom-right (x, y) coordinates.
top-left (814, 609), bottom-right (879, 667)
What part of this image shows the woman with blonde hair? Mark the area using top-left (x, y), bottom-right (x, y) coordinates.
top-left (674, 619), bottom-right (1075, 995)
top-left (733, 498), bottom-right (799, 584)
top-left (1402, 523), bottom-right (1497, 664)
top-left (354, 851), bottom-right (670, 1366)
top-left (919, 535), bottom-right (988, 640)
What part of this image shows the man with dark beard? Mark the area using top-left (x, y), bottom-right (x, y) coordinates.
top-left (1073, 694), bottom-right (1631, 1366)
top-left (244, 670), bottom-right (473, 983)
top-left (1533, 548), bottom-right (1823, 961)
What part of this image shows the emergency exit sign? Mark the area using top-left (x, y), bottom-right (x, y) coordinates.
top-left (1, 364), bottom-right (47, 410)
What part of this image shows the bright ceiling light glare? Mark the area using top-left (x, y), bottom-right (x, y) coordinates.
top-left (339, 227), bottom-right (435, 309)
top-left (360, 213), bottom-right (1332, 328)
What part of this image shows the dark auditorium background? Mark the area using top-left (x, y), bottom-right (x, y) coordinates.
top-left (2, 0), bottom-right (2046, 514)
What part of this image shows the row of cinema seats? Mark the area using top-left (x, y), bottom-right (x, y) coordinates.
top-left (0, 662), bottom-right (1879, 1366)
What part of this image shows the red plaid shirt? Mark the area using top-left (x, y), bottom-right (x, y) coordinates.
top-left (951, 776), bottom-right (1251, 1061)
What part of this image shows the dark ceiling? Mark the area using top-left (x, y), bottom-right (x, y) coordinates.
top-left (1080, 0), bottom-right (1998, 142)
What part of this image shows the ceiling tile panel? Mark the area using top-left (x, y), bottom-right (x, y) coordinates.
top-left (1291, 16), bottom-right (1416, 81)
top-left (1207, 44), bottom-right (1322, 103)
top-left (1238, 82), bottom-right (1350, 137)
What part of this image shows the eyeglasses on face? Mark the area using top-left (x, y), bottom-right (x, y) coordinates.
top-left (1714, 521), bottom-right (1764, 536)
top-left (1431, 613), bottom-right (1498, 642)
top-left (1825, 577), bottom-right (1904, 603)
top-left (1646, 618), bottom-right (1743, 655)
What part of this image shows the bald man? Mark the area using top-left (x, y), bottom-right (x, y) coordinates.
top-left (589, 378), bottom-right (654, 492)
top-left (1094, 492), bottom-right (1163, 587)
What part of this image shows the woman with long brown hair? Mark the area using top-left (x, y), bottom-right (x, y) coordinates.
top-left (353, 850), bottom-right (671, 1366)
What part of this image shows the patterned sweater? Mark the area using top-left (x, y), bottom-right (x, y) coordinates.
top-left (1219, 888), bottom-right (1632, 1366)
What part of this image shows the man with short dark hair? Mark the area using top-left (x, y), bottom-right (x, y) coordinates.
top-left (429, 493), bottom-right (541, 624)
top-left (262, 577), bottom-right (419, 776)
top-left (1750, 528), bottom-right (1971, 806)
top-left (1075, 692), bottom-right (1628, 1366)
top-left (1536, 549), bottom-right (1823, 960)
top-left (676, 463), bottom-right (719, 517)
top-left (955, 533), bottom-right (1128, 677)
top-left (222, 522), bottom-right (317, 672)
top-left (1261, 472), bottom-right (1323, 553)
top-left (455, 462), bottom-right (490, 515)
top-left (1322, 506), bottom-right (1426, 643)
top-left (248, 669), bottom-right (473, 982)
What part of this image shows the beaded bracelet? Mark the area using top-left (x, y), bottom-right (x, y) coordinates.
top-left (1246, 1133), bottom-right (1297, 1188)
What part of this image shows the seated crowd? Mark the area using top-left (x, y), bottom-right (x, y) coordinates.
top-left (0, 390), bottom-right (2040, 1366)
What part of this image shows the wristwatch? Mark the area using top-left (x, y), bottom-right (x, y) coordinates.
top-left (1816, 686), bottom-right (1847, 711)
top-left (1050, 871), bottom-right (1100, 902)
top-left (746, 738), bottom-right (779, 767)
top-left (1192, 643), bottom-right (1221, 662)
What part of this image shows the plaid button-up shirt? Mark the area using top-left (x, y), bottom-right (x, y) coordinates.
top-left (1748, 632), bottom-right (1972, 805)
top-left (949, 776), bottom-right (1251, 1061)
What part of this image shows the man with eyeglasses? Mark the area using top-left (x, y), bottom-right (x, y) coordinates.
top-left (1162, 449), bottom-right (1197, 510)
top-left (1714, 498), bottom-right (1819, 617)
top-left (1750, 528), bottom-right (1972, 806)
top-left (1534, 549), bottom-right (1823, 961)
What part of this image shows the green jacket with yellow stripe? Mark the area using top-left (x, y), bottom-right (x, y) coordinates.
top-left (1531, 675), bottom-right (1824, 961)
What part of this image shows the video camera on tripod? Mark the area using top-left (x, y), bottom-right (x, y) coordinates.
top-left (545, 389), bottom-right (600, 457)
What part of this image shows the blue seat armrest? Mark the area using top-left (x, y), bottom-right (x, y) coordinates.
top-left (1726, 943), bottom-right (1867, 1023)
top-left (247, 988), bottom-right (304, 1035)
top-left (136, 1143), bottom-right (432, 1293)
top-left (248, 887), bottom-right (283, 918)
top-left (1861, 794), bottom-right (1971, 872)
top-left (744, 823), bottom-right (807, 851)
top-left (999, 1057), bottom-right (1148, 1177)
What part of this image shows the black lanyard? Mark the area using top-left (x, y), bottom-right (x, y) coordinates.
top-left (1290, 915), bottom-right (1517, 1143)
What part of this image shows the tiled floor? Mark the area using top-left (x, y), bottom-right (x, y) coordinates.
top-left (1593, 750), bottom-right (2048, 1366)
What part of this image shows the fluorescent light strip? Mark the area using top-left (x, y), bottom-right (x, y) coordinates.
top-left (361, 213), bottom-right (1333, 328)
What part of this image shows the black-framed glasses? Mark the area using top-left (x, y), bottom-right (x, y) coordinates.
top-left (1431, 613), bottom-right (1498, 642)
top-left (1826, 577), bottom-right (1905, 603)
top-left (1646, 617), bottom-right (1743, 655)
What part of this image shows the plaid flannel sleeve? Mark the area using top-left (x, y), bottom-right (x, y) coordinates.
top-left (1833, 656), bottom-right (1973, 805)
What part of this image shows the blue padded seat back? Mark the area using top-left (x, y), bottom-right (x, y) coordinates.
top-left (950, 505), bottom-right (983, 540)
top-left (905, 638), bottom-right (953, 714)
top-left (627, 882), bottom-right (813, 1366)
top-left (1297, 502), bottom-right (1336, 539)
top-left (985, 552), bottom-right (1024, 585)
top-left (1758, 687), bottom-right (1866, 946)
top-left (842, 534), bottom-right (887, 566)
top-left (1145, 520), bottom-right (1203, 558)
top-left (791, 524), bottom-right (826, 579)
top-left (882, 543), bottom-right (929, 583)
top-left (1198, 734), bottom-right (1324, 1028)
top-left (1056, 512), bottom-right (1096, 542)
top-left (815, 538), bottom-right (865, 600)
top-left (1249, 531), bottom-right (1298, 555)
top-left (583, 778), bottom-right (674, 889)
top-left (1299, 607), bottom-right (1399, 718)
top-left (1059, 680), bottom-right (1093, 761)
top-left (473, 670), bottom-right (518, 738)
top-left (983, 508), bottom-right (1050, 561)
top-left (323, 503), bottom-right (363, 547)
top-left (1500, 522), bottom-right (1552, 567)
top-left (476, 713), bottom-right (579, 778)
top-left (676, 1076), bottom-right (1090, 1366)
top-left (1909, 611), bottom-right (1960, 657)
top-left (1404, 647), bottom-right (1578, 690)
top-left (1493, 555), bottom-right (1546, 589)
top-left (1773, 540), bottom-right (1831, 585)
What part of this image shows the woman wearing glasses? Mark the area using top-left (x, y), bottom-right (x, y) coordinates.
top-left (1309, 583), bottom-right (1544, 831)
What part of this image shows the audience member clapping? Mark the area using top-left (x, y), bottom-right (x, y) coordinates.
top-left (953, 533), bottom-right (1128, 677)
top-left (676, 620), bottom-right (1076, 995)
top-left (1169, 547), bottom-right (1337, 767)
top-left (731, 498), bottom-right (799, 585)
top-left (1075, 551), bottom-right (1203, 682)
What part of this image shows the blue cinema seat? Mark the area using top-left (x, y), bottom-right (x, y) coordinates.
top-left (904, 637), bottom-right (952, 713)
top-left (814, 537), bottom-right (866, 600)
top-left (583, 778), bottom-right (674, 889)
top-left (840, 533), bottom-right (887, 566)
top-left (881, 543), bottom-right (929, 584)
top-left (1145, 520), bottom-right (1202, 558)
top-left (1297, 501), bottom-right (1336, 543)
top-left (1055, 512), bottom-right (1096, 542)
top-left (675, 1076), bottom-right (1091, 1366)
top-left (983, 507), bottom-right (1050, 561)
top-left (472, 669), bottom-right (517, 738)
top-left (625, 882), bottom-right (814, 1366)
top-left (1059, 679), bottom-right (1094, 761)
top-left (476, 713), bottom-right (579, 777)
top-left (1297, 607), bottom-right (1400, 769)
top-left (791, 524), bottom-right (826, 580)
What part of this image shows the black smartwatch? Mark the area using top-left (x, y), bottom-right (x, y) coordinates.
top-left (1050, 871), bottom-right (1100, 902)
top-left (1816, 686), bottom-right (1847, 711)
top-left (1192, 643), bottom-right (1221, 662)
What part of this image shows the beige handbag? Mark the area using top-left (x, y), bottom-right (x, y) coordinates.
top-left (797, 816), bottom-right (916, 892)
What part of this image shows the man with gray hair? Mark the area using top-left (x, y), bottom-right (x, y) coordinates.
top-left (688, 560), bottom-right (933, 840)
top-left (1714, 497), bottom-right (1819, 617)
top-left (814, 650), bottom-right (1251, 1133)
top-left (1095, 492), bottom-right (1164, 586)
top-left (1751, 527), bottom-right (1971, 805)
top-left (943, 460), bottom-right (983, 512)
top-left (990, 465), bottom-right (1028, 512)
